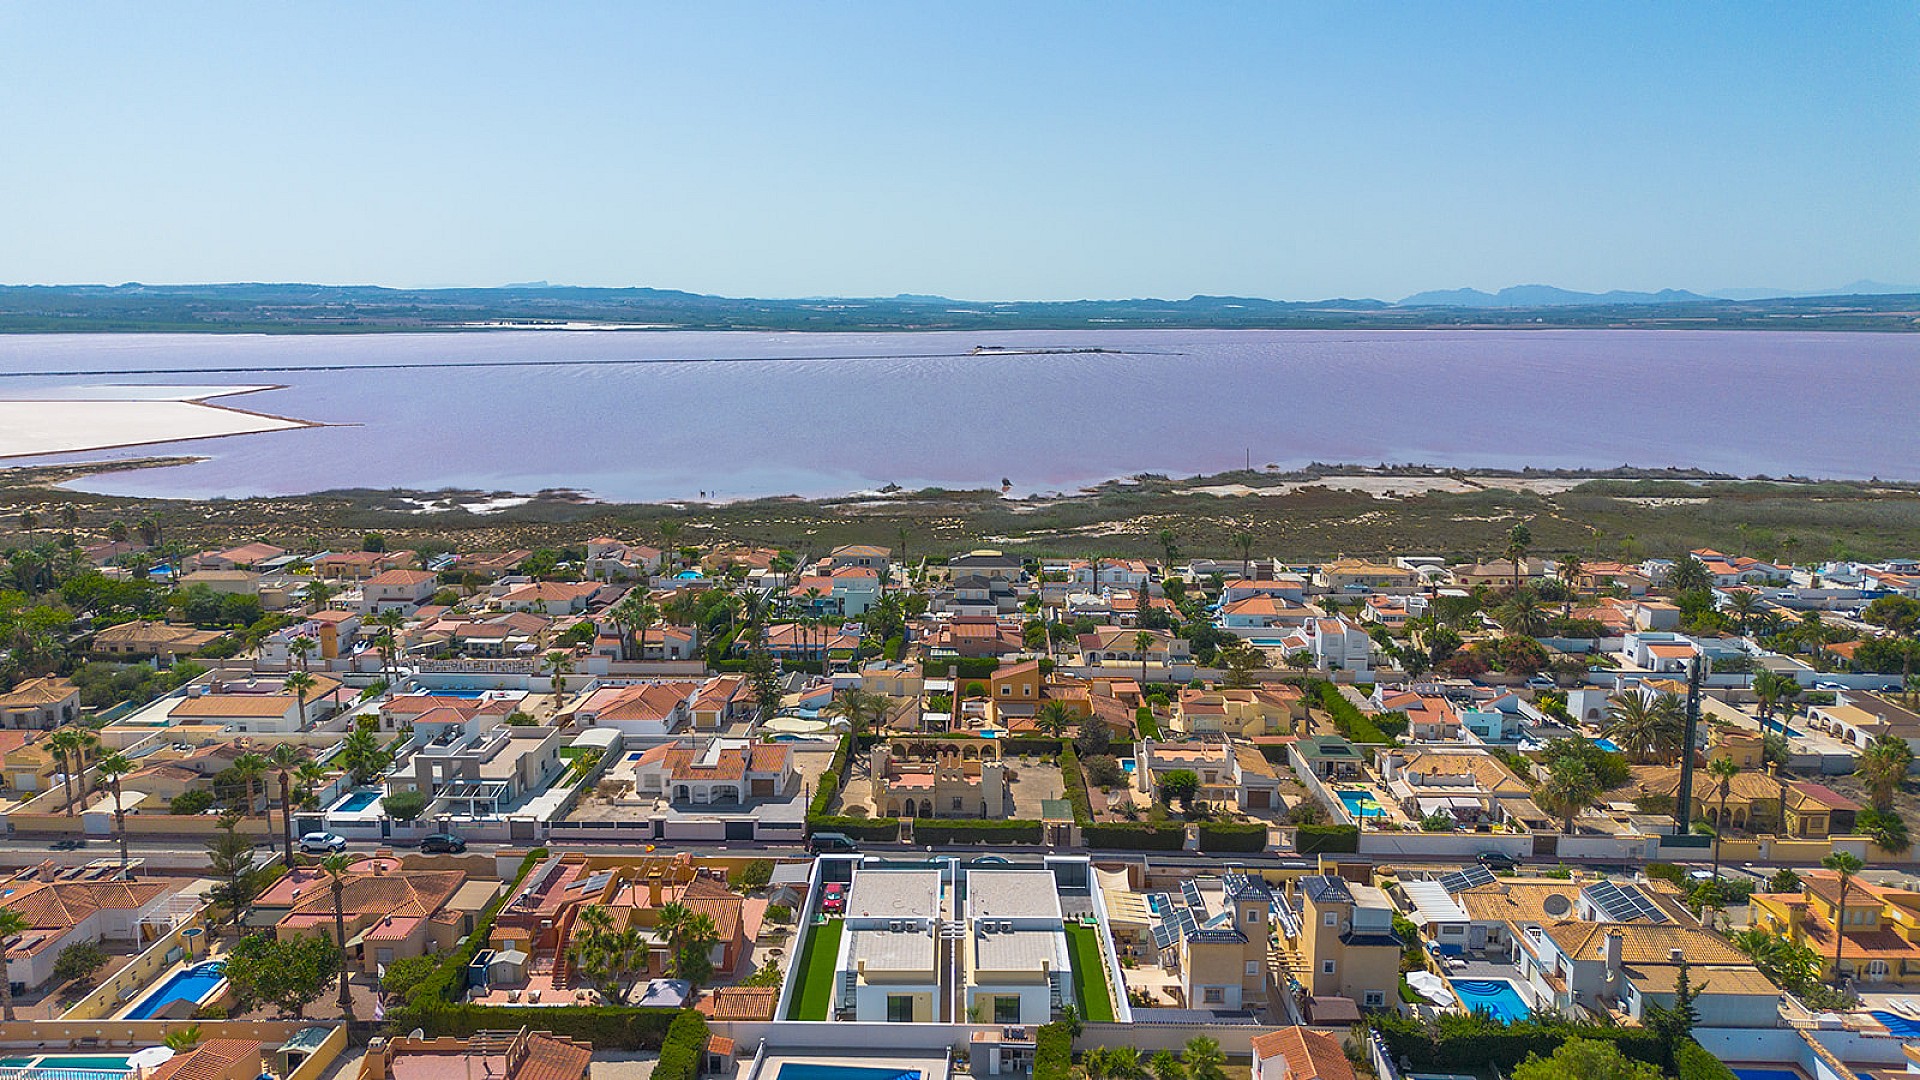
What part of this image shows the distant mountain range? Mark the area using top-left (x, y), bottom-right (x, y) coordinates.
top-left (0, 280), bottom-right (1915, 333)
top-left (1399, 281), bottom-right (1920, 307)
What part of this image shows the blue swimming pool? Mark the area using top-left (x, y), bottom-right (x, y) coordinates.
top-left (0, 1056), bottom-right (135, 1073)
top-left (428, 689), bottom-right (487, 699)
top-left (126, 960), bottom-right (226, 1019)
top-left (333, 789), bottom-right (382, 813)
top-left (1873, 1010), bottom-right (1920, 1036)
top-left (1593, 737), bottom-right (1623, 753)
top-left (1336, 787), bottom-right (1385, 819)
top-left (1731, 1069), bottom-right (1807, 1080)
top-left (1450, 978), bottom-right (1530, 1022)
top-left (775, 1066), bottom-right (922, 1080)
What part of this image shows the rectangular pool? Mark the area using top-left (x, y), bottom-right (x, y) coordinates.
top-left (1449, 977), bottom-right (1530, 1023)
top-left (332, 789), bottom-right (382, 813)
top-left (0, 1056), bottom-right (136, 1073)
top-left (1335, 787), bottom-right (1385, 819)
top-left (775, 1067), bottom-right (925, 1080)
top-left (126, 960), bottom-right (226, 1019)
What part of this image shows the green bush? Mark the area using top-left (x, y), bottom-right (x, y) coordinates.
top-left (1369, 1012), bottom-right (1665, 1073)
top-left (1674, 1039), bottom-right (1737, 1080)
top-left (805, 815), bottom-right (900, 841)
top-left (1644, 862), bottom-right (1688, 887)
top-left (950, 656), bottom-right (1001, 681)
top-left (1135, 707), bottom-right (1160, 739)
top-left (1198, 821), bottom-right (1269, 852)
top-left (1058, 746), bottom-right (1094, 825)
top-left (1295, 823), bottom-right (1360, 854)
top-left (1313, 682), bottom-right (1395, 743)
top-left (393, 1003), bottom-right (682, 1049)
top-left (913, 820), bottom-right (1043, 845)
top-left (1002, 735), bottom-right (1065, 757)
top-left (653, 1010), bottom-right (709, 1080)
top-left (1083, 822), bottom-right (1186, 850)
top-left (1033, 1022), bottom-right (1073, 1080)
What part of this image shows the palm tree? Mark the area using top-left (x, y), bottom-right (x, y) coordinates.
top-left (284, 670), bottom-right (317, 730)
top-left (0, 908), bottom-right (25, 1020)
top-left (1497, 592), bottom-right (1548, 637)
top-left (268, 743), bottom-right (306, 867)
top-left (1155, 529), bottom-right (1180, 574)
top-left (1232, 529), bottom-right (1255, 581)
top-left (1823, 850), bottom-right (1865, 982)
top-left (1753, 670), bottom-right (1787, 734)
top-left (1182, 1037), bottom-right (1227, 1080)
top-left (1536, 759), bottom-right (1600, 836)
top-left (633, 600), bottom-right (660, 663)
top-left (289, 634), bottom-right (317, 672)
top-left (321, 853), bottom-right (356, 1017)
top-left (373, 609), bottom-right (406, 683)
top-left (1859, 734), bottom-right (1914, 812)
top-left (97, 752), bottom-right (133, 871)
top-left (542, 650), bottom-right (575, 706)
top-left (48, 727), bottom-right (83, 817)
top-left (1556, 554), bottom-right (1585, 614)
top-left (1135, 630), bottom-right (1156, 687)
top-left (1707, 756), bottom-right (1740, 879)
top-left (305, 577), bottom-right (334, 612)
top-left (824, 688), bottom-right (892, 739)
top-left (1035, 701), bottom-right (1075, 739)
top-left (233, 752), bottom-right (268, 818)
top-left (1726, 590), bottom-right (1765, 635)
top-left (1505, 523), bottom-right (1532, 596)
top-left (1603, 692), bottom-right (1685, 764)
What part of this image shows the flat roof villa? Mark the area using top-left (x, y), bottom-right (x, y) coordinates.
top-left (836, 868), bottom-right (944, 1022)
top-left (963, 869), bottom-right (1072, 1026)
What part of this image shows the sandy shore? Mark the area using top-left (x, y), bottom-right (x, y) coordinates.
top-left (0, 385), bottom-right (313, 458)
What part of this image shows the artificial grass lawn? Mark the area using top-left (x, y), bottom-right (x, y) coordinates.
top-left (786, 917), bottom-right (844, 1020)
top-left (1064, 921), bottom-right (1116, 1022)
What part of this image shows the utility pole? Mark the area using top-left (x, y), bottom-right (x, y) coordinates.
top-left (1676, 656), bottom-right (1702, 834)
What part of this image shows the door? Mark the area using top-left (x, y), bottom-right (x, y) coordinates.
top-left (725, 819), bottom-right (754, 841)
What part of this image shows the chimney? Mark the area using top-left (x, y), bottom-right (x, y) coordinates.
top-left (648, 873), bottom-right (663, 907)
top-left (1603, 930), bottom-right (1624, 979)
top-left (1668, 948), bottom-right (1684, 963)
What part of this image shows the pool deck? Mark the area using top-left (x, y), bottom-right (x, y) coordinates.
top-left (751, 1054), bottom-right (949, 1080)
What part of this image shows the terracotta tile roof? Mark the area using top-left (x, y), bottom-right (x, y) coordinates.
top-left (280, 867), bottom-right (466, 922)
top-left (0, 676), bottom-right (78, 708)
top-left (149, 1039), bottom-right (260, 1080)
top-left (697, 986), bottom-right (778, 1021)
top-left (170, 694), bottom-right (295, 718)
top-left (1544, 921), bottom-right (1745, 965)
top-left (2, 879), bottom-right (172, 954)
top-left (1251, 1027), bottom-right (1355, 1080)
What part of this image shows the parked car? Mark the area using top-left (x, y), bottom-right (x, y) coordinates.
top-left (299, 831), bottom-right (348, 854)
top-left (1477, 851), bottom-right (1519, 872)
top-left (821, 882), bottom-right (847, 913)
top-left (419, 833), bottom-right (467, 854)
top-left (808, 831), bottom-right (859, 855)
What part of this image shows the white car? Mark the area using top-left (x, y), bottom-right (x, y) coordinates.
top-left (299, 831), bottom-right (347, 854)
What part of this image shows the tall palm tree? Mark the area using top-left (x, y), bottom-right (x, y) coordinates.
top-left (1726, 590), bottom-right (1764, 636)
top-left (284, 670), bottom-right (317, 730)
top-left (1497, 592), bottom-right (1548, 637)
top-left (0, 908), bottom-right (25, 1020)
top-left (1707, 756), bottom-right (1740, 880)
top-left (1556, 554), bottom-right (1585, 616)
top-left (268, 744), bottom-right (306, 867)
top-left (47, 727), bottom-right (82, 817)
top-left (1135, 630), bottom-right (1156, 688)
top-left (97, 752), bottom-right (133, 871)
top-left (633, 601), bottom-right (660, 664)
top-left (1859, 734), bottom-right (1914, 812)
top-left (1536, 759), bottom-right (1600, 836)
top-left (288, 635), bottom-right (317, 672)
top-left (1505, 523), bottom-right (1532, 597)
top-left (1823, 850), bottom-right (1865, 982)
top-left (825, 688), bottom-right (892, 739)
top-left (1603, 692), bottom-right (1686, 764)
top-left (542, 650), bottom-right (575, 707)
top-left (304, 577), bottom-right (334, 612)
top-left (321, 853), bottom-right (356, 1017)
top-left (233, 752), bottom-right (268, 818)
top-left (1232, 529), bottom-right (1255, 581)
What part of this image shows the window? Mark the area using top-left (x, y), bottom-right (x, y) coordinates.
top-left (1321, 960), bottom-right (1336, 975)
top-left (952, 797), bottom-right (964, 811)
top-left (887, 995), bottom-right (915, 1023)
top-left (1000, 685), bottom-right (1010, 696)
top-left (376, 948), bottom-right (395, 964)
top-left (1363, 991), bottom-right (1386, 1007)
top-left (994, 995), bottom-right (1021, 1024)
top-left (1203, 987), bottom-right (1225, 1004)
top-left (1323, 912), bottom-right (1338, 927)
top-left (1245, 961), bottom-right (1260, 976)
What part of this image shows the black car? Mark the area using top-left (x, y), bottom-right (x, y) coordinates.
top-left (1477, 851), bottom-right (1519, 872)
top-left (419, 833), bottom-right (467, 854)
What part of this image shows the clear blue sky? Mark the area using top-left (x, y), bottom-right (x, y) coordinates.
top-left (2, 2), bottom-right (1914, 301)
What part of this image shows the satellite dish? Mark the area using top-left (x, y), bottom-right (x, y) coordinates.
top-left (1543, 894), bottom-right (1571, 917)
top-left (408, 1029), bottom-right (425, 1041)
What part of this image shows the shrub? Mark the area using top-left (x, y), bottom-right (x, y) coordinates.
top-left (1644, 862), bottom-right (1688, 887)
top-left (1674, 1039), bottom-right (1737, 1080)
top-left (729, 859), bottom-right (775, 891)
top-left (1313, 682), bottom-right (1394, 743)
top-left (913, 820), bottom-right (1043, 845)
top-left (1198, 821), bottom-right (1268, 852)
top-left (1082, 754), bottom-right (1127, 789)
top-left (653, 1010), bottom-right (709, 1080)
top-left (53, 941), bottom-right (108, 984)
top-left (1084, 822), bottom-right (1185, 850)
top-left (1368, 1012), bottom-right (1665, 1074)
top-left (169, 790), bottom-right (215, 815)
top-left (1058, 746), bottom-right (1094, 825)
top-left (402, 1003), bottom-right (682, 1050)
top-left (1033, 1022), bottom-right (1073, 1080)
top-left (805, 815), bottom-right (900, 841)
top-left (1295, 823), bottom-right (1360, 854)
top-left (1135, 706), bottom-right (1160, 739)
top-left (765, 903), bottom-right (792, 923)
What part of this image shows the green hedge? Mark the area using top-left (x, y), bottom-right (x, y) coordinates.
top-left (1313, 681), bottom-right (1395, 744)
top-left (951, 657), bottom-right (1001, 680)
top-left (806, 733), bottom-right (854, 820)
top-left (395, 1003), bottom-right (683, 1050)
top-left (1295, 823), bottom-right (1360, 854)
top-left (653, 1010), bottom-right (710, 1080)
top-left (1135, 707), bottom-right (1159, 739)
top-left (1033, 1022), bottom-right (1073, 1080)
top-left (805, 815), bottom-right (900, 841)
top-left (1675, 1040), bottom-right (1737, 1080)
top-left (1002, 735), bottom-right (1065, 757)
top-left (913, 819), bottom-right (1044, 845)
top-left (1369, 1013), bottom-right (1665, 1073)
top-left (404, 847), bottom-right (548, 1009)
top-left (1198, 821), bottom-right (1270, 853)
top-left (1084, 822), bottom-right (1186, 850)
top-left (1058, 746), bottom-right (1094, 825)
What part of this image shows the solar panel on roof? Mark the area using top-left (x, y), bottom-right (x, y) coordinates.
top-left (1151, 924), bottom-right (1175, 949)
top-left (1437, 865), bottom-right (1497, 894)
top-left (1585, 881), bottom-right (1669, 924)
top-left (1181, 880), bottom-right (1205, 909)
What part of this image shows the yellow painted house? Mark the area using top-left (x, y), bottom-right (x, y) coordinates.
top-left (1750, 870), bottom-right (1920, 983)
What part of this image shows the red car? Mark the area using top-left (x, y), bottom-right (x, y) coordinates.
top-left (822, 882), bottom-right (847, 914)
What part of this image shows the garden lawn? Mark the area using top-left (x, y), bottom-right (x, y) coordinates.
top-left (1064, 922), bottom-right (1115, 1022)
top-left (786, 918), bottom-right (844, 1020)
